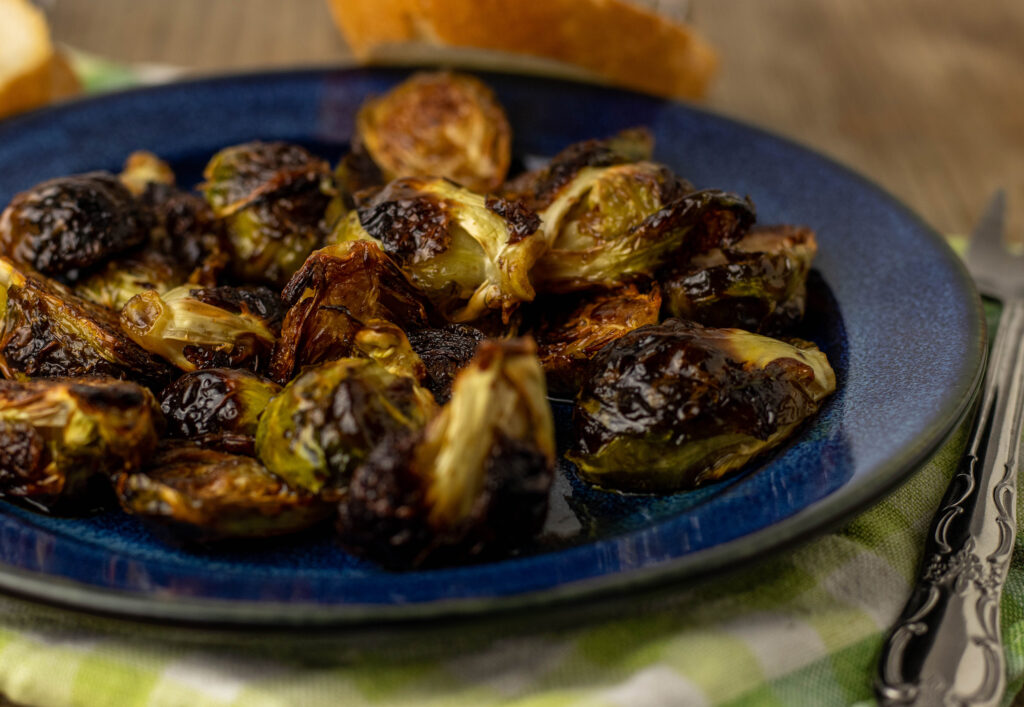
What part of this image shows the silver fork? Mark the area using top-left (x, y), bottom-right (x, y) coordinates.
top-left (876, 191), bottom-right (1024, 706)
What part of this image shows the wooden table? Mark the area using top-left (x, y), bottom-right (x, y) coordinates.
top-left (48, 0), bottom-right (1024, 240)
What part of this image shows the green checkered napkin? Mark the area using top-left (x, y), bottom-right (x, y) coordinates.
top-left (5, 421), bottom-right (1022, 707)
top-left (1, 63), bottom-right (1018, 706)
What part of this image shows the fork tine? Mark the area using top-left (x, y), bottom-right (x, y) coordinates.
top-left (967, 189), bottom-right (1007, 254)
top-left (962, 189), bottom-right (1024, 299)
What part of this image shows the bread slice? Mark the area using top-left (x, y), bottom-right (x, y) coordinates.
top-left (327, 0), bottom-right (717, 100)
top-left (0, 0), bottom-right (79, 119)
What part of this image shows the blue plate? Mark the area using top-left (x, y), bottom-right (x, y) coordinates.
top-left (0, 68), bottom-right (985, 628)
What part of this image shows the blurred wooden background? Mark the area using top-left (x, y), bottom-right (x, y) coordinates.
top-left (47, 0), bottom-right (1024, 240)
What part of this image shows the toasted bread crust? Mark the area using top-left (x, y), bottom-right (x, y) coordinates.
top-left (328, 0), bottom-right (717, 99)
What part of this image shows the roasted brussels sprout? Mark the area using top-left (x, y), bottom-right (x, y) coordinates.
top-left (80, 153), bottom-right (227, 300)
top-left (119, 150), bottom-right (176, 196)
top-left (116, 444), bottom-right (332, 541)
top-left (74, 249), bottom-right (187, 311)
top-left (0, 172), bottom-right (149, 279)
top-left (503, 127), bottom-right (655, 210)
top-left (533, 161), bottom-right (754, 292)
top-left (569, 319), bottom-right (836, 492)
top-left (337, 338), bottom-right (555, 569)
top-left (352, 319), bottom-right (428, 383)
top-left (256, 358), bottom-right (438, 495)
top-left (406, 323), bottom-right (485, 403)
top-left (269, 240), bottom-right (432, 383)
top-left (142, 183), bottom-right (230, 287)
top-left (120, 285), bottom-right (283, 373)
top-left (0, 377), bottom-right (161, 511)
top-left (533, 282), bottom-right (662, 395)
top-left (661, 225), bottom-right (818, 333)
top-left (333, 150), bottom-right (384, 209)
top-left (353, 71), bottom-right (512, 194)
top-left (201, 141), bottom-right (335, 287)
top-left (330, 177), bottom-right (544, 322)
top-left (0, 258), bottom-right (172, 386)
top-left (160, 368), bottom-right (281, 454)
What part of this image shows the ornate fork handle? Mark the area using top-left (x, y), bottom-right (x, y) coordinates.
top-left (877, 298), bottom-right (1024, 706)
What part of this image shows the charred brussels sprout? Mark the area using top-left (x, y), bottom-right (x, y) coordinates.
top-left (406, 323), bottom-right (485, 403)
top-left (256, 358), bottom-right (437, 495)
top-left (74, 250), bottom-right (187, 311)
top-left (142, 183), bottom-right (230, 287)
top-left (662, 225), bottom-right (818, 333)
top-left (503, 127), bottom-right (655, 210)
top-left (330, 177), bottom-right (544, 322)
top-left (337, 338), bottom-right (555, 569)
top-left (201, 141), bottom-right (335, 287)
top-left (116, 445), bottom-right (331, 541)
top-left (333, 150), bottom-right (384, 211)
top-left (120, 285), bottom-right (283, 373)
top-left (119, 150), bottom-right (176, 196)
top-left (534, 282), bottom-right (662, 396)
top-left (0, 172), bottom-right (149, 278)
top-left (0, 258), bottom-right (172, 386)
top-left (0, 377), bottom-right (161, 511)
top-left (160, 368), bottom-right (281, 454)
top-left (569, 319), bottom-right (836, 492)
top-left (269, 240), bottom-right (432, 383)
top-left (533, 160), bottom-right (753, 291)
top-left (81, 152), bottom-right (228, 302)
top-left (353, 71), bottom-right (512, 194)
top-left (352, 319), bottom-right (429, 383)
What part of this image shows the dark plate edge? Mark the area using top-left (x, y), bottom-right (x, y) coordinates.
top-left (0, 381), bottom-right (981, 634)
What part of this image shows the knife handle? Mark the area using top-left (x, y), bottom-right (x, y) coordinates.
top-left (876, 297), bottom-right (1024, 707)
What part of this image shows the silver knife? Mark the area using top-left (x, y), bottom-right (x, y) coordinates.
top-left (877, 191), bottom-right (1024, 706)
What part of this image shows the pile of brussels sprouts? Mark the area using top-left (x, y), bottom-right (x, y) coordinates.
top-left (0, 71), bottom-right (835, 568)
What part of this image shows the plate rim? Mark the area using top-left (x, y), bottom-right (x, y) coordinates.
top-left (0, 66), bottom-right (988, 630)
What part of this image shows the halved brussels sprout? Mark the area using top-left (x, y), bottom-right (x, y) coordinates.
top-left (406, 323), bottom-right (485, 403)
top-left (661, 225), bottom-right (818, 333)
top-left (353, 71), bottom-right (512, 194)
top-left (330, 176), bottom-right (544, 322)
top-left (119, 150), bottom-right (176, 196)
top-left (569, 319), bottom-right (836, 492)
top-left (120, 285), bottom-right (283, 373)
top-left (0, 377), bottom-right (161, 511)
top-left (74, 250), bottom-right (187, 311)
top-left (503, 127), bottom-right (655, 210)
top-left (352, 319), bottom-right (429, 384)
top-left (116, 444), bottom-right (332, 541)
top-left (338, 338), bottom-right (555, 569)
top-left (533, 282), bottom-right (662, 396)
top-left (0, 172), bottom-right (149, 279)
top-left (256, 358), bottom-right (438, 495)
top-left (533, 161), bottom-right (754, 292)
top-left (201, 141), bottom-right (335, 287)
top-left (0, 258), bottom-right (172, 387)
top-left (160, 368), bottom-right (281, 454)
top-left (269, 240), bottom-right (432, 383)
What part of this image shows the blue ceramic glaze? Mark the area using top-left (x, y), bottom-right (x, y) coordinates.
top-left (0, 69), bottom-right (984, 626)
